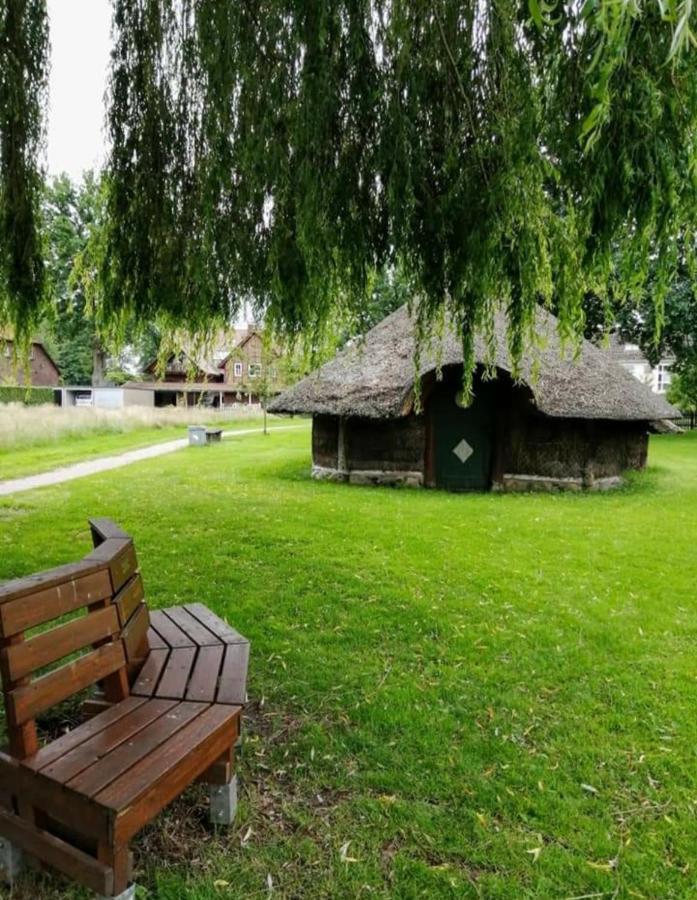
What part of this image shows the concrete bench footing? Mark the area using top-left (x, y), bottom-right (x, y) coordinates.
top-left (210, 776), bottom-right (238, 826)
top-left (98, 884), bottom-right (136, 900)
top-left (0, 836), bottom-right (24, 883)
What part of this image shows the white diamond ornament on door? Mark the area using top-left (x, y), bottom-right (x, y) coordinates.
top-left (452, 438), bottom-right (474, 464)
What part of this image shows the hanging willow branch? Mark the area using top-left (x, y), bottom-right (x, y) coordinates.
top-left (0, 0), bottom-right (48, 344)
top-left (0, 0), bottom-right (695, 374)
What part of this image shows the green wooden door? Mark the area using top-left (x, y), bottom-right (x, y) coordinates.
top-left (431, 380), bottom-right (495, 491)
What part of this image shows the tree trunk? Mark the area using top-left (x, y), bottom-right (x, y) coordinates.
top-left (92, 341), bottom-right (107, 386)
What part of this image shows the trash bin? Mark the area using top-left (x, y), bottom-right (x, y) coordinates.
top-left (188, 425), bottom-right (207, 446)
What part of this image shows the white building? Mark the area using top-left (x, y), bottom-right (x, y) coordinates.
top-left (606, 335), bottom-right (674, 395)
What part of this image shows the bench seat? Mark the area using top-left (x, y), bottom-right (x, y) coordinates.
top-left (19, 697), bottom-right (241, 843)
top-left (136, 604), bottom-right (249, 705)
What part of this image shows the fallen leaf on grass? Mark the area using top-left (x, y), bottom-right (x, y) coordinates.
top-left (339, 840), bottom-right (360, 863)
top-left (526, 847), bottom-right (542, 862)
top-left (581, 783), bottom-right (599, 795)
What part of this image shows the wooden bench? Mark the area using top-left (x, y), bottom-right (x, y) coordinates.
top-left (0, 519), bottom-right (250, 898)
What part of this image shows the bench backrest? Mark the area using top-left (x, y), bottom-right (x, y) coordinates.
top-left (0, 520), bottom-right (151, 759)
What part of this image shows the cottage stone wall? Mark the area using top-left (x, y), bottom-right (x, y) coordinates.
top-left (311, 414), bottom-right (425, 486)
top-left (498, 411), bottom-right (648, 492)
top-left (311, 385), bottom-right (650, 492)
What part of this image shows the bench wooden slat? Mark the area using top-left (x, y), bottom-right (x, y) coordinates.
top-left (146, 626), bottom-right (167, 649)
top-left (113, 574), bottom-right (144, 627)
top-left (8, 642), bottom-right (126, 726)
top-left (163, 606), bottom-right (222, 646)
top-left (184, 603), bottom-right (248, 644)
top-left (0, 806), bottom-right (113, 895)
top-left (85, 538), bottom-right (137, 593)
top-left (155, 647), bottom-right (197, 699)
top-left (185, 646), bottom-right (224, 703)
top-left (121, 602), bottom-right (150, 664)
top-left (69, 701), bottom-right (208, 798)
top-left (216, 643), bottom-right (251, 705)
top-left (131, 648), bottom-right (169, 697)
top-left (89, 517), bottom-right (131, 546)
top-left (0, 560), bottom-right (107, 605)
top-left (1, 606), bottom-right (120, 683)
top-left (0, 569), bottom-right (113, 638)
top-left (43, 699), bottom-right (178, 786)
top-left (148, 610), bottom-right (192, 648)
top-left (104, 704), bottom-right (241, 841)
top-left (24, 696), bottom-right (149, 772)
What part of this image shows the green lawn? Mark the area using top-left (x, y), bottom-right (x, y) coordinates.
top-left (0, 415), bottom-right (274, 481)
top-left (1, 430), bottom-right (696, 898)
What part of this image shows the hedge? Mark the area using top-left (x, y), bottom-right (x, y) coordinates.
top-left (0, 386), bottom-right (56, 406)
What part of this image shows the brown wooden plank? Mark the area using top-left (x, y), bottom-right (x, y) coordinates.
top-left (163, 606), bottom-right (223, 646)
top-left (216, 642), bottom-right (250, 705)
top-left (185, 645), bottom-right (224, 702)
top-left (70, 701), bottom-right (208, 798)
top-left (146, 626), bottom-right (167, 649)
top-left (0, 559), bottom-right (107, 605)
top-left (0, 569), bottom-right (113, 637)
top-left (148, 609), bottom-right (194, 648)
top-left (184, 603), bottom-right (248, 644)
top-left (130, 648), bottom-right (169, 697)
top-left (24, 696), bottom-right (148, 772)
top-left (41, 699), bottom-right (178, 785)
top-left (113, 574), bottom-right (144, 627)
top-left (106, 705), bottom-right (241, 842)
top-left (1, 607), bottom-right (120, 682)
top-left (0, 752), bottom-right (111, 837)
top-left (155, 647), bottom-right (197, 700)
top-left (121, 602), bottom-right (150, 663)
top-left (85, 538), bottom-right (137, 593)
top-left (89, 517), bottom-right (131, 547)
top-left (0, 806), bottom-right (113, 895)
top-left (8, 642), bottom-right (126, 726)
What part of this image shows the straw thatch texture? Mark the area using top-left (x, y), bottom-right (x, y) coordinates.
top-left (270, 306), bottom-right (679, 421)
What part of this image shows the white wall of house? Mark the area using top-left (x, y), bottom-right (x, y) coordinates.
top-left (615, 344), bottom-right (673, 395)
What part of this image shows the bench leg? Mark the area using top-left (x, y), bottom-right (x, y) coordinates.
top-left (97, 841), bottom-right (131, 898)
top-left (209, 775), bottom-right (238, 826)
top-left (0, 835), bottom-right (24, 884)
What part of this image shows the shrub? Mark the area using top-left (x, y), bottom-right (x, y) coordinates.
top-left (0, 386), bottom-right (56, 406)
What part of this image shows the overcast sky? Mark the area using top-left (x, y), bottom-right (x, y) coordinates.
top-left (46, 0), bottom-right (111, 180)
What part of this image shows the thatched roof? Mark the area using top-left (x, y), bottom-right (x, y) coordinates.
top-left (269, 305), bottom-right (680, 421)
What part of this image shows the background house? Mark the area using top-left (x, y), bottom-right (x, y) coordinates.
top-left (76, 326), bottom-right (288, 409)
top-left (1, 338), bottom-right (61, 387)
top-left (606, 334), bottom-right (674, 395)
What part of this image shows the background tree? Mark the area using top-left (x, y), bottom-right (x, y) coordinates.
top-left (43, 172), bottom-right (100, 384)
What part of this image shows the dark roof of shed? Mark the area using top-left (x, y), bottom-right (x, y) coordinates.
top-left (269, 305), bottom-right (679, 422)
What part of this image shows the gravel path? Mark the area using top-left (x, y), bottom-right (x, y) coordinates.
top-left (0, 424), bottom-right (305, 498)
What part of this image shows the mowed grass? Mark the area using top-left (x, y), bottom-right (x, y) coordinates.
top-left (0, 429), bottom-right (695, 899)
top-left (0, 415), bottom-right (274, 481)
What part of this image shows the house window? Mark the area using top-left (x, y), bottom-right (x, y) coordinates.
top-left (233, 362), bottom-right (243, 377)
top-left (656, 363), bottom-right (672, 394)
top-left (248, 363), bottom-right (262, 379)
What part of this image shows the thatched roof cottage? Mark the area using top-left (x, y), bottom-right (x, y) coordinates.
top-left (269, 306), bottom-right (679, 492)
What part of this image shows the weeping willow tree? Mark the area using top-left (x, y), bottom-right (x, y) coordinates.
top-left (1, 0), bottom-right (696, 381)
top-left (0, 0), bottom-right (48, 348)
